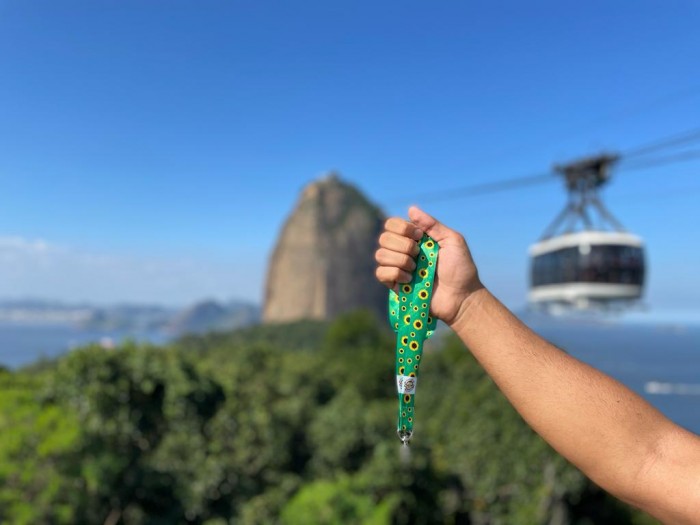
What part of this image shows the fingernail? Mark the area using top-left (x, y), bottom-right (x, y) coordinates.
top-left (412, 228), bottom-right (423, 241)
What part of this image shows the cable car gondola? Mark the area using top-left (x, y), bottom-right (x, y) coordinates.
top-left (529, 154), bottom-right (646, 310)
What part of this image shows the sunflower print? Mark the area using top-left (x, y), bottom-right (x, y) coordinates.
top-left (388, 234), bottom-right (438, 443)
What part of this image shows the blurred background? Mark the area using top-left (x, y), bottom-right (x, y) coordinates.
top-left (0, 1), bottom-right (698, 523)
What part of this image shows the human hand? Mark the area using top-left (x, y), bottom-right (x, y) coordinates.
top-left (375, 206), bottom-right (484, 327)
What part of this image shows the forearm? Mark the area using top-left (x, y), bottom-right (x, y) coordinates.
top-left (449, 288), bottom-right (679, 508)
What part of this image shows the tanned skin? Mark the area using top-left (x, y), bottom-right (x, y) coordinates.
top-left (375, 206), bottom-right (700, 524)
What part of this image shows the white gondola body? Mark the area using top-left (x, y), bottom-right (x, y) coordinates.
top-left (529, 231), bottom-right (645, 308)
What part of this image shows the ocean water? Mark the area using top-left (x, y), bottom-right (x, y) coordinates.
top-left (1, 318), bottom-right (699, 434)
top-left (529, 318), bottom-right (700, 434)
top-left (0, 322), bottom-right (168, 369)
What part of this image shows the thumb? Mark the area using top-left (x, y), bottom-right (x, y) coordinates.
top-left (408, 206), bottom-right (458, 243)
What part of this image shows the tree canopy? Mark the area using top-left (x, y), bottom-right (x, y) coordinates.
top-left (0, 311), bottom-right (657, 524)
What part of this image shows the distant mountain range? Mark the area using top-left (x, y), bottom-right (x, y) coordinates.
top-left (0, 298), bottom-right (260, 336)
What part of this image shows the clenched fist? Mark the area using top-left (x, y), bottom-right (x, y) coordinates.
top-left (375, 206), bottom-right (484, 326)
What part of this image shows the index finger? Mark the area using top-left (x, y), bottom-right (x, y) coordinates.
top-left (384, 217), bottom-right (423, 241)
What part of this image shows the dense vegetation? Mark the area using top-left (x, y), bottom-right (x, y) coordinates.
top-left (0, 311), bottom-right (657, 524)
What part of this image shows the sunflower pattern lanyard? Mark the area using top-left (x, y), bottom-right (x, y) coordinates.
top-left (388, 234), bottom-right (439, 446)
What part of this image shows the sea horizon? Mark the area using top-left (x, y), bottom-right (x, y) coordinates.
top-left (2, 314), bottom-right (699, 433)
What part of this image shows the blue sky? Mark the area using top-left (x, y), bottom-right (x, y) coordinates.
top-left (1, 1), bottom-right (699, 315)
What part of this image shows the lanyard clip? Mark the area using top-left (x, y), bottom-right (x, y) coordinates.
top-left (397, 429), bottom-right (412, 446)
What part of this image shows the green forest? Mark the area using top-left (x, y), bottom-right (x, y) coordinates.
top-left (0, 311), bottom-right (658, 524)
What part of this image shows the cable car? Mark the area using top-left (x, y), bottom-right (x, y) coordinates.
top-left (529, 154), bottom-right (646, 310)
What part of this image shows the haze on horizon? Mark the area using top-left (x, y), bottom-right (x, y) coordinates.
top-left (1, 1), bottom-right (699, 318)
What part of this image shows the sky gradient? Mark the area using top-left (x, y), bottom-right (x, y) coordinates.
top-left (1, 1), bottom-right (699, 316)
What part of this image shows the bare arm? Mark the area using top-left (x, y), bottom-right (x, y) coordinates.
top-left (376, 207), bottom-right (700, 524)
top-left (452, 288), bottom-right (700, 523)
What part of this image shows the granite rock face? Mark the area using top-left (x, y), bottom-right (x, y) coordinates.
top-left (263, 173), bottom-right (387, 323)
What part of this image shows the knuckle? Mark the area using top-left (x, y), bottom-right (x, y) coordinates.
top-left (396, 270), bottom-right (411, 283)
top-left (385, 217), bottom-right (405, 232)
top-left (375, 248), bottom-right (392, 265)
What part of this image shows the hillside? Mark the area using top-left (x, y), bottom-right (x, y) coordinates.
top-left (0, 311), bottom-right (656, 524)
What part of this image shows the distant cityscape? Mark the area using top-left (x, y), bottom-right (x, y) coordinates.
top-left (0, 298), bottom-right (260, 336)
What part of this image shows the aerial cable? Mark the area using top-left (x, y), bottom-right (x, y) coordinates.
top-left (403, 86), bottom-right (700, 204)
top-left (474, 84), bottom-right (700, 161)
top-left (572, 84), bottom-right (700, 136)
top-left (619, 149), bottom-right (700, 171)
top-left (621, 127), bottom-right (700, 159)
top-left (393, 125), bottom-right (700, 205)
top-left (398, 172), bottom-right (555, 204)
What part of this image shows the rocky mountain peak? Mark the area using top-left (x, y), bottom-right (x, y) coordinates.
top-left (263, 174), bottom-right (387, 323)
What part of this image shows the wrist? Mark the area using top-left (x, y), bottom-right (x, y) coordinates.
top-left (447, 285), bottom-right (489, 333)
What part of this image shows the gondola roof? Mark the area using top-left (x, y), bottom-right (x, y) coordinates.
top-left (529, 231), bottom-right (643, 257)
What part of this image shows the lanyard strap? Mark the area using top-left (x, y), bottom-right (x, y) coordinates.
top-left (388, 234), bottom-right (439, 445)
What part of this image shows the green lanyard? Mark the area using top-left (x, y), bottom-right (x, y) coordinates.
top-left (388, 234), bottom-right (439, 445)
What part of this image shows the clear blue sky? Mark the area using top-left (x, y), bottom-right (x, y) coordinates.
top-left (1, 0), bottom-right (699, 315)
